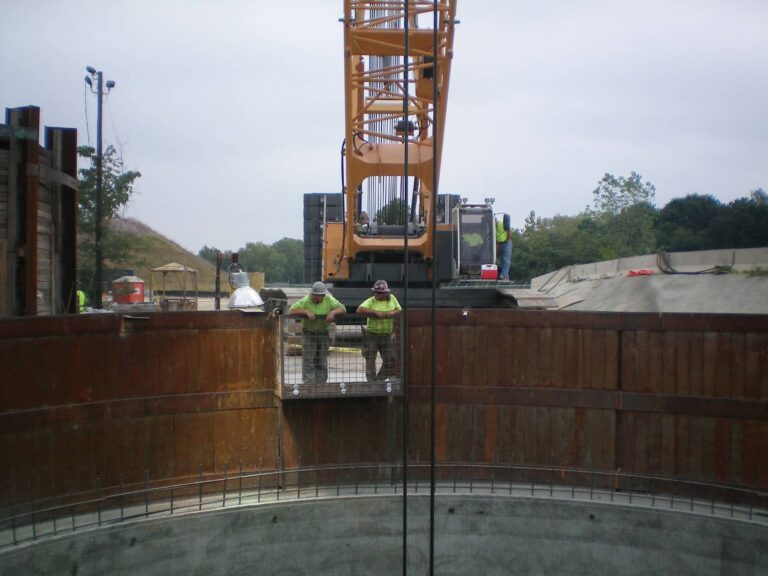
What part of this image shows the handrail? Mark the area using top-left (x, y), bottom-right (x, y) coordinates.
top-left (1, 463), bottom-right (766, 549)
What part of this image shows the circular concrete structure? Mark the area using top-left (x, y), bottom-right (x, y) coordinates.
top-left (2, 495), bottom-right (766, 575)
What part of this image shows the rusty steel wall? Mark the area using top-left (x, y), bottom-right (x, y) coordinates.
top-left (0, 309), bottom-right (766, 508)
top-left (402, 310), bottom-right (768, 488)
top-left (0, 312), bottom-right (280, 507)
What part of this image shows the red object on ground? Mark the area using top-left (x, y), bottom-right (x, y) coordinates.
top-left (627, 269), bottom-right (655, 276)
top-left (112, 276), bottom-right (145, 303)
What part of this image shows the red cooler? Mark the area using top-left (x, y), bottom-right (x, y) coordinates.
top-left (480, 264), bottom-right (498, 280)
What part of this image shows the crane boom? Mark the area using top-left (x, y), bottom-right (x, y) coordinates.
top-left (323, 1), bottom-right (458, 286)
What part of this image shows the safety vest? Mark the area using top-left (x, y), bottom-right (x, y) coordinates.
top-left (495, 219), bottom-right (509, 243)
top-left (289, 293), bottom-right (346, 333)
top-left (360, 295), bottom-right (402, 335)
top-left (462, 232), bottom-right (483, 247)
top-left (77, 290), bottom-right (86, 313)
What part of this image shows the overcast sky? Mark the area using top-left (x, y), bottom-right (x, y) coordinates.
top-left (2, 1), bottom-right (766, 253)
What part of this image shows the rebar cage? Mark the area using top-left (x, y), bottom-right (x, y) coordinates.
top-left (279, 314), bottom-right (403, 399)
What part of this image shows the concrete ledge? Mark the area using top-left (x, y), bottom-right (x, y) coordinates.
top-left (2, 495), bottom-right (766, 575)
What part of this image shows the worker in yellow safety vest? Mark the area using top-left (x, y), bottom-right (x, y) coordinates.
top-left (495, 215), bottom-right (512, 281)
top-left (357, 280), bottom-right (402, 383)
top-left (77, 289), bottom-right (87, 313)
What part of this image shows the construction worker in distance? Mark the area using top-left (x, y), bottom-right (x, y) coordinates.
top-left (357, 280), bottom-right (402, 382)
top-left (289, 282), bottom-right (346, 384)
top-left (495, 214), bottom-right (512, 280)
top-left (461, 230), bottom-right (485, 263)
top-left (76, 288), bottom-right (88, 313)
top-left (355, 211), bottom-right (370, 234)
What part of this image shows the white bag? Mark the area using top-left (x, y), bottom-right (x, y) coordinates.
top-left (228, 286), bottom-right (264, 308)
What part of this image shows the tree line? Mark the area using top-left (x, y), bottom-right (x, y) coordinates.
top-left (74, 149), bottom-right (765, 289)
top-left (198, 173), bottom-right (766, 284)
top-left (509, 173), bottom-right (767, 281)
top-left (198, 239), bottom-right (304, 285)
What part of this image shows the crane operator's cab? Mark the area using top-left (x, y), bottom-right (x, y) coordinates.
top-left (452, 202), bottom-right (497, 279)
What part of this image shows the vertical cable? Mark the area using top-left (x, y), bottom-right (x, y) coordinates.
top-left (429, 4), bottom-right (439, 574)
top-left (402, 2), bottom-right (410, 574)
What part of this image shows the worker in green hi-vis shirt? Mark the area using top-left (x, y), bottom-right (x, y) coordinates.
top-left (77, 289), bottom-right (87, 313)
top-left (356, 279), bottom-right (402, 383)
top-left (289, 282), bottom-right (346, 384)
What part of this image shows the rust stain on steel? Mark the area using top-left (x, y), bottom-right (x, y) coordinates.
top-left (435, 403), bottom-right (447, 461)
top-left (409, 386), bottom-right (618, 410)
top-left (409, 386), bottom-right (766, 421)
top-left (483, 404), bottom-right (498, 462)
top-left (408, 309), bottom-right (768, 333)
top-left (0, 391), bottom-right (277, 433)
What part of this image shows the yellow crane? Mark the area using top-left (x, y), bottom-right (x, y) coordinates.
top-left (323, 1), bottom-right (460, 285)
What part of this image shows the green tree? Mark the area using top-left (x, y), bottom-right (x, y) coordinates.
top-left (236, 238), bottom-right (304, 284)
top-left (655, 194), bottom-right (724, 251)
top-left (375, 198), bottom-right (407, 225)
top-left (198, 245), bottom-right (221, 266)
top-left (516, 212), bottom-right (606, 280)
top-left (591, 171), bottom-right (656, 215)
top-left (718, 189), bottom-right (768, 248)
top-left (272, 238), bottom-right (304, 284)
top-left (588, 172), bottom-right (658, 258)
top-left (77, 145), bottom-right (141, 299)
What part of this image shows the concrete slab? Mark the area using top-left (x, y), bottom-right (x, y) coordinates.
top-left (528, 248), bottom-right (768, 313)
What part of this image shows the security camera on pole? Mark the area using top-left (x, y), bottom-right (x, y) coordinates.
top-left (84, 66), bottom-right (116, 309)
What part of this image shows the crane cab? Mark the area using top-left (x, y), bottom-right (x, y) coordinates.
top-left (452, 202), bottom-right (497, 279)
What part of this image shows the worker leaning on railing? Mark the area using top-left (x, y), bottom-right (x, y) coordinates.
top-left (356, 279), bottom-right (402, 383)
top-left (289, 282), bottom-right (346, 384)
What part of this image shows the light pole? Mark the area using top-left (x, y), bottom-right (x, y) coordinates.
top-left (85, 66), bottom-right (115, 308)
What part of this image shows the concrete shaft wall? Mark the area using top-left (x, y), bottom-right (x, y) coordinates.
top-left (1, 496), bottom-right (766, 575)
top-left (0, 310), bottom-right (766, 507)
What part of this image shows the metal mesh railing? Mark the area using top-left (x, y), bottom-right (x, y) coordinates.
top-left (2, 463), bottom-right (766, 549)
top-left (280, 315), bottom-right (403, 397)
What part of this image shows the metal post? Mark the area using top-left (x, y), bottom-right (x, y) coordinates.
top-left (85, 66), bottom-right (115, 308)
top-left (223, 462), bottom-right (228, 507)
top-left (144, 471), bottom-right (149, 517)
top-left (199, 465), bottom-right (203, 511)
top-left (120, 475), bottom-right (124, 521)
top-left (215, 252), bottom-right (222, 310)
top-left (94, 70), bottom-right (104, 309)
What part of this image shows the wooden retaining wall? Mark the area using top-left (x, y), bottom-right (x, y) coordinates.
top-left (0, 106), bottom-right (78, 317)
top-left (0, 309), bottom-right (766, 508)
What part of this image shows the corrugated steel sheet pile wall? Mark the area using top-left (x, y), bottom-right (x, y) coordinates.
top-left (0, 310), bottom-right (765, 508)
top-left (0, 312), bottom-right (279, 506)
top-left (0, 106), bottom-right (78, 317)
top-left (404, 311), bottom-right (767, 485)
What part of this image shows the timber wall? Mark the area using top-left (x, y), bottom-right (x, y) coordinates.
top-left (0, 106), bottom-right (78, 318)
top-left (0, 309), bottom-right (766, 508)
